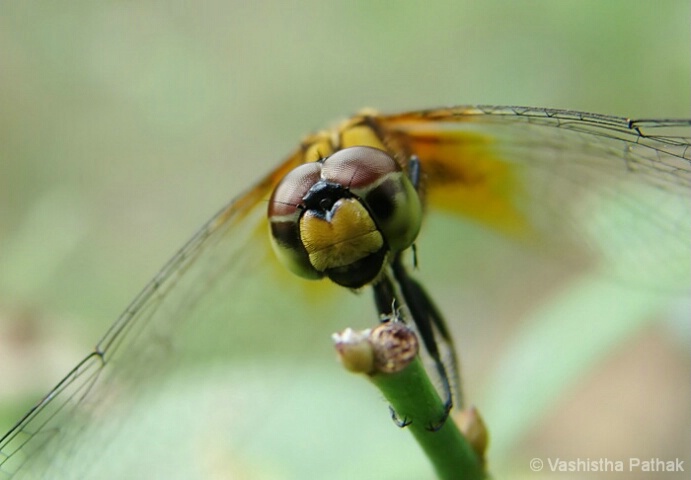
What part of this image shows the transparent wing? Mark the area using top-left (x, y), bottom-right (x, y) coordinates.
top-left (382, 106), bottom-right (691, 289)
top-left (1, 106), bottom-right (689, 479)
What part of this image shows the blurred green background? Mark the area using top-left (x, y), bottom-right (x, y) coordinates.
top-left (0, 1), bottom-right (689, 478)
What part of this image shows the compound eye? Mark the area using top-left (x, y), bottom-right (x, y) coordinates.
top-left (321, 146), bottom-right (400, 189)
top-left (268, 162), bottom-right (323, 280)
top-left (268, 162), bottom-right (322, 218)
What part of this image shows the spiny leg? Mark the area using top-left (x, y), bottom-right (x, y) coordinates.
top-left (392, 256), bottom-right (463, 405)
top-left (372, 265), bottom-right (461, 430)
top-left (391, 255), bottom-right (461, 430)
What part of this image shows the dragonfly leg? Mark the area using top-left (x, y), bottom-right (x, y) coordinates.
top-left (391, 255), bottom-right (462, 418)
top-left (372, 274), bottom-right (398, 320)
top-left (389, 405), bottom-right (412, 428)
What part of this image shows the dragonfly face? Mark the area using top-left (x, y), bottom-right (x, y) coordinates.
top-left (1, 106), bottom-right (689, 479)
top-left (268, 146), bottom-right (422, 288)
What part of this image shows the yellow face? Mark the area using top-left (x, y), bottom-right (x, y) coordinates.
top-left (299, 198), bottom-right (384, 272)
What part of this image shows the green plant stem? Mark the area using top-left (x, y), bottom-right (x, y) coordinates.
top-left (370, 356), bottom-right (485, 480)
top-left (334, 323), bottom-right (486, 479)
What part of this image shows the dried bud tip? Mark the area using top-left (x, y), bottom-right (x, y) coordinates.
top-left (453, 405), bottom-right (489, 463)
top-left (369, 321), bottom-right (419, 374)
top-left (332, 328), bottom-right (374, 373)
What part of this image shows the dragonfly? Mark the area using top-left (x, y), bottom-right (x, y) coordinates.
top-left (1, 106), bottom-right (689, 479)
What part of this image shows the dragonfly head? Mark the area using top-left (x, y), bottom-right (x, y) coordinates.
top-left (268, 146), bottom-right (422, 288)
